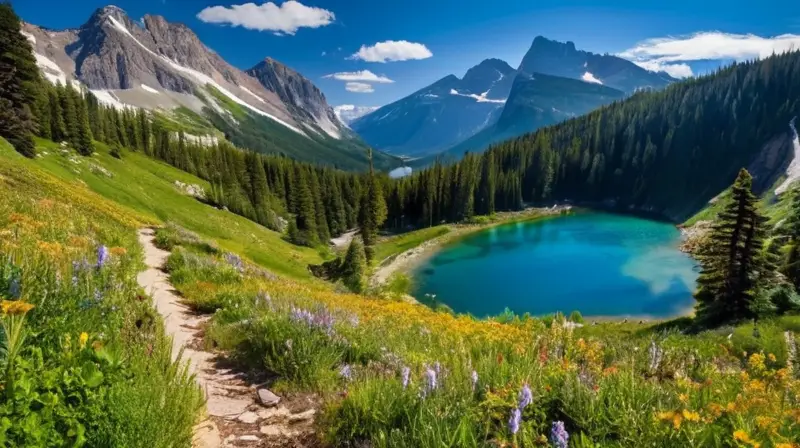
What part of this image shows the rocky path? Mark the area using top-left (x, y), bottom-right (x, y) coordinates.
top-left (136, 228), bottom-right (318, 448)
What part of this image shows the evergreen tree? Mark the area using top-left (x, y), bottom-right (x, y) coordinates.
top-left (694, 169), bottom-right (776, 326)
top-left (310, 170), bottom-right (331, 243)
top-left (59, 82), bottom-right (78, 146)
top-left (74, 92), bottom-right (94, 155)
top-left (291, 165), bottom-right (318, 246)
top-left (359, 149), bottom-right (388, 261)
top-left (0, 2), bottom-right (41, 157)
top-left (342, 239), bottom-right (367, 293)
top-left (48, 87), bottom-right (66, 142)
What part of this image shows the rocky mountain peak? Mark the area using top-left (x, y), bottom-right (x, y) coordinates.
top-left (461, 58), bottom-right (516, 97)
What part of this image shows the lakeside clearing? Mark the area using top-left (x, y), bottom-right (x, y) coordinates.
top-left (371, 205), bottom-right (573, 285)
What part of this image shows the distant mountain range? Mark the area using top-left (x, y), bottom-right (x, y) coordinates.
top-left (350, 58), bottom-right (517, 158)
top-left (353, 36), bottom-right (676, 162)
top-left (21, 5), bottom-right (399, 171)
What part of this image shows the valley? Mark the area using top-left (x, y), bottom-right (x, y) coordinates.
top-left (2, 2), bottom-right (800, 447)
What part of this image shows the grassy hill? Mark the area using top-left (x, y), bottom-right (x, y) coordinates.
top-left (25, 138), bottom-right (323, 280)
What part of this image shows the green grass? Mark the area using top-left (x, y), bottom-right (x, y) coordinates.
top-left (374, 226), bottom-right (451, 264)
top-left (23, 138), bottom-right (323, 280)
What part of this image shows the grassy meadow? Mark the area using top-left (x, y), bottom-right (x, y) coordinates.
top-left (0, 139), bottom-right (202, 446)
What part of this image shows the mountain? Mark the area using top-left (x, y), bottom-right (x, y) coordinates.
top-left (430, 72), bottom-right (625, 163)
top-left (518, 36), bottom-right (675, 93)
top-left (21, 5), bottom-right (397, 170)
top-left (350, 58), bottom-right (517, 157)
top-left (333, 105), bottom-right (379, 125)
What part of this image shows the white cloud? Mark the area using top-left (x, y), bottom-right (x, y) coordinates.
top-left (581, 72), bottom-right (603, 84)
top-left (323, 70), bottom-right (394, 83)
top-left (345, 82), bottom-right (374, 93)
top-left (632, 60), bottom-right (694, 78)
top-left (619, 31), bottom-right (800, 78)
top-left (197, 1), bottom-right (334, 35)
top-left (350, 40), bottom-right (432, 63)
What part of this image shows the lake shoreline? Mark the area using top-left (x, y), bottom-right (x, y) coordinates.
top-left (371, 205), bottom-right (574, 286)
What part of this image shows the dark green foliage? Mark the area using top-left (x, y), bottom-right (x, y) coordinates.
top-left (291, 165), bottom-right (319, 247)
top-left (359, 150), bottom-right (388, 261)
top-left (110, 142), bottom-right (123, 159)
top-left (0, 2), bottom-right (41, 157)
top-left (342, 239), bottom-right (367, 293)
top-left (74, 91), bottom-right (94, 156)
top-left (694, 169), bottom-right (776, 326)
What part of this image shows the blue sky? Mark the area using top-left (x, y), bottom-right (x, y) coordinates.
top-left (13, 0), bottom-right (800, 108)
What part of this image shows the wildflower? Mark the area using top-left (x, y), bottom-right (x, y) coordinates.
top-left (96, 245), bottom-right (109, 268)
top-left (648, 340), bottom-right (664, 373)
top-left (0, 300), bottom-right (34, 316)
top-left (678, 393), bottom-right (688, 404)
top-left (550, 421), bottom-right (569, 448)
top-left (682, 409), bottom-right (700, 422)
top-left (223, 252), bottom-right (244, 272)
top-left (768, 353), bottom-right (777, 362)
top-left (79, 332), bottom-right (89, 348)
top-left (285, 339), bottom-right (293, 351)
top-left (733, 430), bottom-right (756, 445)
top-left (471, 370), bottom-right (478, 391)
top-left (785, 332), bottom-right (796, 376)
top-left (508, 408), bottom-right (521, 435)
top-left (256, 291), bottom-right (272, 308)
top-left (518, 384), bottom-right (532, 410)
top-left (401, 366), bottom-right (411, 389)
top-left (339, 364), bottom-right (353, 382)
top-left (94, 289), bottom-right (104, 302)
top-left (422, 366), bottom-right (437, 396)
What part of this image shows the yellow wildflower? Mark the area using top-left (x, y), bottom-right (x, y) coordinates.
top-left (748, 353), bottom-right (766, 374)
top-left (733, 429), bottom-right (758, 447)
top-left (767, 353), bottom-right (776, 362)
top-left (110, 246), bottom-right (127, 256)
top-left (678, 393), bottom-right (689, 404)
top-left (79, 332), bottom-right (88, 348)
top-left (682, 409), bottom-right (700, 422)
top-left (0, 300), bottom-right (35, 316)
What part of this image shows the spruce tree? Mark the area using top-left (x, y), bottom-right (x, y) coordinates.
top-left (694, 169), bottom-right (775, 326)
top-left (310, 170), bottom-right (331, 243)
top-left (74, 92), bottom-right (94, 155)
top-left (781, 185), bottom-right (800, 289)
top-left (359, 149), bottom-right (387, 261)
top-left (48, 86), bottom-right (66, 142)
top-left (59, 82), bottom-right (79, 146)
top-left (292, 165), bottom-right (317, 246)
top-left (342, 238), bottom-right (367, 293)
top-left (0, 2), bottom-right (41, 157)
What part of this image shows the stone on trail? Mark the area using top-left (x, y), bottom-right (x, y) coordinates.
top-left (257, 388), bottom-right (280, 407)
top-left (237, 411), bottom-right (260, 424)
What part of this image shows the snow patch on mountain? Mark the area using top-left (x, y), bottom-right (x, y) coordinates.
top-left (776, 117), bottom-right (800, 195)
top-left (34, 53), bottom-right (68, 84)
top-left (316, 114), bottom-right (341, 139)
top-left (581, 72), bottom-right (603, 84)
top-left (141, 84), bottom-right (159, 94)
top-left (91, 90), bottom-right (127, 109)
top-left (240, 85), bottom-right (266, 104)
top-left (449, 89), bottom-right (506, 104)
top-left (21, 30), bottom-right (36, 45)
top-left (106, 16), bottom-right (305, 136)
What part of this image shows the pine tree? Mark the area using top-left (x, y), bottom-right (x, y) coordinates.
top-left (310, 170), bottom-right (331, 243)
top-left (0, 3), bottom-right (41, 157)
top-left (246, 151), bottom-right (273, 228)
top-left (48, 86), bottom-right (66, 142)
top-left (292, 166), bottom-right (317, 246)
top-left (59, 82), bottom-right (78, 146)
top-left (694, 169), bottom-right (776, 326)
top-left (359, 149), bottom-right (387, 261)
top-left (74, 91), bottom-right (94, 156)
top-left (342, 238), bottom-right (367, 293)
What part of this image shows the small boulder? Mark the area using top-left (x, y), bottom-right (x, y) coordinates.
top-left (239, 435), bottom-right (260, 442)
top-left (257, 388), bottom-right (281, 407)
top-left (237, 411), bottom-right (260, 424)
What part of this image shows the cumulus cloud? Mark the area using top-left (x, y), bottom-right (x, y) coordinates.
top-left (619, 31), bottom-right (800, 78)
top-left (350, 40), bottom-right (433, 63)
top-left (345, 82), bottom-right (374, 93)
top-left (197, 1), bottom-right (334, 35)
top-left (323, 70), bottom-right (394, 83)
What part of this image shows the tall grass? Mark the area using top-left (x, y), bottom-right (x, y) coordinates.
top-left (0, 140), bottom-right (202, 447)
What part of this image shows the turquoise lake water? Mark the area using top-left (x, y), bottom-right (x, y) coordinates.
top-left (412, 212), bottom-right (699, 318)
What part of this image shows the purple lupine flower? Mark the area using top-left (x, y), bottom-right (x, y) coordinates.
top-left (339, 364), bottom-right (353, 382)
top-left (401, 366), bottom-right (411, 389)
top-left (96, 245), bottom-right (109, 269)
top-left (508, 408), bottom-right (521, 435)
top-left (290, 306), bottom-right (314, 326)
top-left (223, 252), bottom-right (244, 272)
top-left (312, 307), bottom-right (336, 336)
top-left (518, 384), bottom-right (532, 410)
top-left (434, 361), bottom-right (441, 375)
top-left (550, 421), bottom-right (569, 448)
top-left (256, 291), bottom-right (272, 308)
top-left (422, 366), bottom-right (437, 396)
top-left (471, 370), bottom-right (479, 391)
